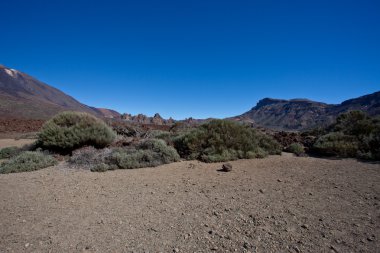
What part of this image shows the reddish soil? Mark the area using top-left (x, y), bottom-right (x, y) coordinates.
top-left (0, 118), bottom-right (44, 134)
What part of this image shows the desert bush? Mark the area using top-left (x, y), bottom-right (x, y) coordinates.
top-left (138, 139), bottom-right (180, 163)
top-left (0, 151), bottom-right (57, 174)
top-left (311, 111), bottom-right (380, 160)
top-left (313, 132), bottom-right (359, 157)
top-left (287, 143), bottom-right (305, 156)
top-left (357, 128), bottom-right (380, 160)
top-left (174, 120), bottom-right (281, 162)
top-left (333, 111), bottom-right (376, 136)
top-left (69, 139), bottom-right (180, 172)
top-left (109, 148), bottom-right (160, 169)
top-left (109, 139), bottom-right (180, 169)
top-left (0, 146), bottom-right (21, 159)
top-left (38, 111), bottom-right (116, 152)
top-left (91, 163), bottom-right (111, 172)
top-left (69, 146), bottom-right (113, 169)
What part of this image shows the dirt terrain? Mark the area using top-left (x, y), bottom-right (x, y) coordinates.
top-left (0, 154), bottom-right (379, 253)
top-left (0, 139), bottom-right (36, 149)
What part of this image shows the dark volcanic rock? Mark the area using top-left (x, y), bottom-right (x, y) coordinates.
top-left (233, 92), bottom-right (380, 131)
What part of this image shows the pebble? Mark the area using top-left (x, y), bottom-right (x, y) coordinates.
top-left (173, 248), bottom-right (179, 252)
top-left (259, 189), bottom-right (265, 194)
top-left (222, 163), bottom-right (232, 172)
top-left (25, 243), bottom-right (30, 248)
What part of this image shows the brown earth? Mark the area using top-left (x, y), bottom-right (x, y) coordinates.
top-left (0, 155), bottom-right (379, 252)
top-left (0, 139), bottom-right (36, 149)
top-left (0, 118), bottom-right (44, 139)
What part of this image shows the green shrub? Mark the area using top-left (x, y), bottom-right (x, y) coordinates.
top-left (91, 163), bottom-right (111, 172)
top-left (0, 146), bottom-right (21, 159)
top-left (313, 132), bottom-right (359, 157)
top-left (138, 139), bottom-right (180, 163)
top-left (174, 120), bottom-right (281, 162)
top-left (333, 111), bottom-right (376, 136)
top-left (287, 143), bottom-right (305, 156)
top-left (357, 128), bottom-right (380, 160)
top-left (69, 146), bottom-right (112, 170)
top-left (311, 111), bottom-right (380, 160)
top-left (69, 139), bottom-right (180, 172)
top-left (109, 140), bottom-right (180, 169)
top-left (0, 151), bottom-right (57, 174)
top-left (38, 111), bottom-right (116, 152)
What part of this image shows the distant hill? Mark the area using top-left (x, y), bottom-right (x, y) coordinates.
top-left (233, 91), bottom-right (380, 131)
top-left (0, 65), bottom-right (120, 119)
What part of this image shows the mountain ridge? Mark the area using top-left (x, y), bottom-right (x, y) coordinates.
top-left (233, 91), bottom-right (380, 130)
top-left (0, 65), bottom-right (379, 131)
top-left (0, 65), bottom-right (120, 119)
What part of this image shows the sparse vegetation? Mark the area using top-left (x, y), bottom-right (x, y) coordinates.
top-left (0, 146), bottom-right (21, 159)
top-left (69, 139), bottom-right (180, 172)
top-left (311, 111), bottom-right (380, 160)
top-left (0, 151), bottom-right (57, 174)
top-left (38, 111), bottom-right (116, 152)
top-left (287, 143), bottom-right (305, 156)
top-left (174, 120), bottom-right (281, 162)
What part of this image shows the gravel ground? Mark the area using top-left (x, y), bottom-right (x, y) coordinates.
top-left (0, 139), bottom-right (35, 149)
top-left (0, 154), bottom-right (379, 253)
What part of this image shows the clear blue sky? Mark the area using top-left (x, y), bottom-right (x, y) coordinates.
top-left (1, 0), bottom-right (379, 119)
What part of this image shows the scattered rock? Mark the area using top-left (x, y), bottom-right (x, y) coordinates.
top-left (221, 163), bottom-right (232, 172)
top-left (259, 189), bottom-right (265, 194)
top-left (173, 248), bottom-right (179, 253)
top-left (293, 246), bottom-right (301, 253)
top-left (367, 235), bottom-right (375, 242)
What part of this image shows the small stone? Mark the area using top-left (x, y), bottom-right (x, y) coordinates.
top-left (293, 246), bottom-right (301, 253)
top-left (259, 189), bottom-right (265, 194)
top-left (25, 243), bottom-right (30, 248)
top-left (367, 236), bottom-right (374, 242)
top-left (211, 246), bottom-right (218, 251)
top-left (221, 163), bottom-right (232, 172)
top-left (173, 248), bottom-right (179, 253)
top-left (301, 224), bottom-right (309, 229)
top-left (277, 179), bottom-right (282, 182)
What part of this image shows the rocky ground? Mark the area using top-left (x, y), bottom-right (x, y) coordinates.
top-left (0, 154), bottom-right (379, 253)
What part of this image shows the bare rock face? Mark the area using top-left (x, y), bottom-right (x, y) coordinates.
top-left (233, 91), bottom-right (380, 131)
top-left (152, 113), bottom-right (164, 125)
top-left (121, 113), bottom-right (175, 125)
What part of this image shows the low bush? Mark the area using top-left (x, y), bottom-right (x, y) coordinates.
top-left (69, 146), bottom-right (112, 170)
top-left (138, 139), bottom-right (180, 163)
top-left (69, 139), bottom-right (180, 172)
top-left (38, 111), bottom-right (116, 152)
top-left (313, 132), bottom-right (359, 157)
top-left (0, 146), bottom-right (21, 159)
top-left (174, 120), bottom-right (281, 162)
top-left (0, 151), bottom-right (57, 174)
top-left (287, 143), bottom-right (305, 156)
top-left (311, 111), bottom-right (380, 160)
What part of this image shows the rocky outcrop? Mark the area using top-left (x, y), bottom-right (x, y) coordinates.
top-left (121, 113), bottom-right (175, 125)
top-left (234, 91), bottom-right (380, 131)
